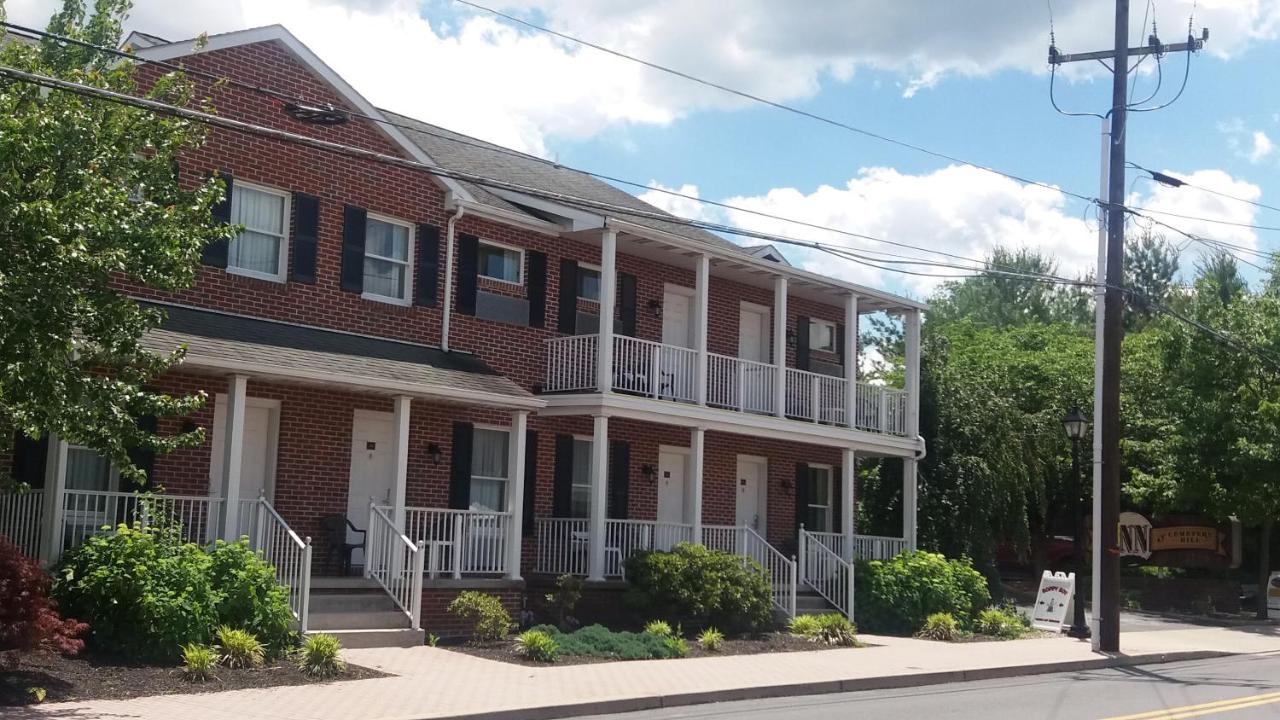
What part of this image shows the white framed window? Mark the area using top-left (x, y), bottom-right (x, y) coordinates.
top-left (478, 240), bottom-right (523, 285)
top-left (806, 464), bottom-right (832, 532)
top-left (470, 427), bottom-right (510, 512)
top-left (228, 182), bottom-right (291, 282)
top-left (65, 446), bottom-right (119, 491)
top-left (577, 263), bottom-right (601, 302)
top-left (570, 438), bottom-right (593, 518)
top-left (363, 214), bottom-right (414, 304)
top-left (809, 319), bottom-right (837, 353)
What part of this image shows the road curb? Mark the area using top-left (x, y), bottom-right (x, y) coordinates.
top-left (434, 649), bottom-right (1239, 720)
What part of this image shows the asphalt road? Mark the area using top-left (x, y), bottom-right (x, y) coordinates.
top-left (580, 653), bottom-right (1280, 720)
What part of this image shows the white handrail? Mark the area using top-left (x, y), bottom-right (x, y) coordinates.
top-left (799, 528), bottom-right (854, 621)
top-left (0, 489), bottom-right (44, 558)
top-left (365, 502), bottom-right (425, 630)
top-left (239, 496), bottom-right (313, 632)
top-left (741, 526), bottom-right (797, 617)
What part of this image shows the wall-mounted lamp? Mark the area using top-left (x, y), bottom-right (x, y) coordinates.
top-left (780, 477), bottom-right (794, 493)
top-left (426, 443), bottom-right (443, 466)
top-left (646, 299), bottom-right (662, 318)
top-left (640, 464), bottom-right (657, 482)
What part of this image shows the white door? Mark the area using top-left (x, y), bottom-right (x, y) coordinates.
top-left (210, 398), bottom-right (279, 538)
top-left (738, 305), bottom-right (771, 412)
top-left (735, 456), bottom-right (767, 535)
top-left (661, 289), bottom-right (694, 400)
top-left (656, 450), bottom-right (687, 550)
top-left (348, 410), bottom-right (395, 565)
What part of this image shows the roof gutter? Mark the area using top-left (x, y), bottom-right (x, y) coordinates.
top-left (440, 202), bottom-right (465, 352)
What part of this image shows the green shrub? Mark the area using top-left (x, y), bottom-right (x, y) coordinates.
top-left (447, 591), bottom-right (513, 643)
top-left (697, 627), bottom-right (725, 651)
top-left (514, 629), bottom-right (558, 663)
top-left (975, 606), bottom-right (1028, 640)
top-left (790, 613), bottom-right (859, 646)
top-left (544, 574), bottom-right (583, 628)
top-left (643, 620), bottom-right (674, 637)
top-left (663, 635), bottom-right (689, 658)
top-left (297, 633), bottom-right (345, 678)
top-left (54, 523), bottom-right (218, 661)
top-left (208, 540), bottom-right (295, 655)
top-left (917, 612), bottom-right (962, 641)
top-left (180, 643), bottom-right (217, 682)
top-left (528, 624), bottom-right (680, 660)
top-left (215, 626), bottom-right (265, 668)
top-left (625, 543), bottom-right (773, 634)
top-left (854, 551), bottom-right (990, 635)
top-left (787, 614), bottom-right (821, 637)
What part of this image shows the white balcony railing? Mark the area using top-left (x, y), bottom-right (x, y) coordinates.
top-left (545, 334), bottom-right (911, 436)
top-left (0, 489), bottom-right (44, 558)
top-left (396, 507), bottom-right (510, 578)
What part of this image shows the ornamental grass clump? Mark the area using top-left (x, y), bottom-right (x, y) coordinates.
top-left (790, 613), bottom-right (860, 647)
top-left (297, 633), bottom-right (345, 678)
top-left (215, 626), bottom-right (265, 668)
top-left (917, 612), bottom-right (963, 642)
top-left (514, 629), bottom-right (559, 663)
top-left (643, 620), bottom-right (674, 637)
top-left (180, 643), bottom-right (217, 682)
top-left (697, 627), bottom-right (725, 652)
top-left (975, 606), bottom-right (1030, 640)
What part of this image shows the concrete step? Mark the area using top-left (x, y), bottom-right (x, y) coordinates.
top-left (308, 610), bottom-right (412, 631)
top-left (310, 628), bottom-right (424, 649)
top-left (310, 576), bottom-right (382, 592)
top-left (308, 592), bottom-right (400, 614)
top-left (796, 595), bottom-right (832, 610)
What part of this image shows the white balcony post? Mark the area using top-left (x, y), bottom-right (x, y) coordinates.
top-left (841, 449), bottom-right (856, 563)
top-left (844, 294), bottom-right (859, 428)
top-left (39, 434), bottom-right (68, 564)
top-left (220, 374), bottom-right (249, 541)
top-left (904, 309), bottom-right (922, 438)
top-left (587, 414), bottom-right (609, 581)
top-left (505, 410), bottom-right (529, 580)
top-left (773, 275), bottom-right (787, 418)
top-left (391, 395), bottom-right (411, 530)
top-left (694, 254), bottom-right (710, 406)
top-left (904, 457), bottom-right (918, 550)
top-left (597, 229), bottom-right (618, 393)
top-left (690, 427), bottom-right (705, 543)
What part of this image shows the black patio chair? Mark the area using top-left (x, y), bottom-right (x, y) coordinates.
top-left (320, 514), bottom-right (365, 576)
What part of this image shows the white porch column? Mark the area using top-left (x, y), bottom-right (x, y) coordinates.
top-left (596, 229), bottom-right (618, 394)
top-left (841, 448), bottom-right (856, 563)
top-left (690, 427), bottom-right (705, 543)
top-left (505, 410), bottom-right (529, 580)
top-left (904, 309), bottom-right (922, 438)
top-left (844, 294), bottom-right (859, 428)
top-left (903, 456), bottom-right (918, 550)
top-left (391, 395), bottom-right (411, 529)
top-left (773, 275), bottom-right (788, 418)
top-left (694, 254), bottom-right (710, 405)
top-left (39, 434), bottom-right (69, 564)
top-left (220, 374), bottom-right (249, 540)
top-left (587, 414), bottom-right (609, 581)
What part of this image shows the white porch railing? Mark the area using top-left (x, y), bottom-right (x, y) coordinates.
top-left (534, 517), bottom-right (588, 576)
top-left (799, 528), bottom-right (854, 621)
top-left (239, 496), bottom-right (313, 632)
top-left (364, 503), bottom-right (425, 630)
top-left (785, 368), bottom-right (847, 424)
top-left (707, 353), bottom-right (776, 414)
top-left (810, 531), bottom-right (909, 562)
top-left (700, 524), bottom-right (740, 553)
top-left (0, 489), bottom-right (44, 558)
top-left (544, 334), bottom-right (598, 392)
top-left (605, 519), bottom-right (693, 577)
top-left (884, 389), bottom-right (909, 436)
top-left (59, 490), bottom-right (222, 556)
top-left (742, 526), bottom-right (797, 617)
top-left (396, 507), bottom-right (510, 579)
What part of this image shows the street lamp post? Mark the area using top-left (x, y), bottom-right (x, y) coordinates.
top-left (1063, 407), bottom-right (1091, 639)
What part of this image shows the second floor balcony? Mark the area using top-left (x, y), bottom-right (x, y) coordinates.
top-left (544, 333), bottom-right (910, 436)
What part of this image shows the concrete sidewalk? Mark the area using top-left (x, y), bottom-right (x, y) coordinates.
top-left (13, 625), bottom-right (1280, 720)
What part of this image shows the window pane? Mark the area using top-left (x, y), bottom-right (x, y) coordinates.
top-left (570, 439), bottom-right (592, 519)
top-left (366, 218), bottom-right (408, 260)
top-left (470, 478), bottom-right (506, 512)
top-left (363, 257), bottom-right (406, 299)
top-left (229, 230), bottom-right (281, 275)
top-left (578, 268), bottom-right (601, 301)
top-left (234, 186), bottom-right (285, 234)
top-left (66, 448), bottom-right (112, 491)
top-left (570, 485), bottom-right (590, 519)
top-left (810, 469), bottom-right (829, 504)
top-left (471, 429), bottom-right (510, 479)
top-left (479, 244), bottom-right (519, 282)
top-left (806, 506), bottom-right (828, 533)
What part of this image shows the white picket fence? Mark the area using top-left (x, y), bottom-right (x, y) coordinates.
top-left (239, 496), bottom-right (313, 632)
top-left (364, 502), bottom-right (425, 630)
top-left (0, 489), bottom-right (44, 558)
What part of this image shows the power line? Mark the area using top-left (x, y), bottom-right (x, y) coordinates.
top-left (1128, 161), bottom-right (1280, 215)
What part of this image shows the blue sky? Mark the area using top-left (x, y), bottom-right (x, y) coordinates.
top-left (10, 0), bottom-right (1278, 298)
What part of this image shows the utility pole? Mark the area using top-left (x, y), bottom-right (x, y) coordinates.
top-left (1049, 1), bottom-right (1207, 653)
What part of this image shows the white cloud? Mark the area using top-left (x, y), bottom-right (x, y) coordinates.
top-left (1129, 168), bottom-right (1262, 264)
top-left (1250, 131), bottom-right (1275, 163)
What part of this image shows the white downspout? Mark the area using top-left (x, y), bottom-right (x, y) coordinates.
top-left (440, 203), bottom-right (466, 352)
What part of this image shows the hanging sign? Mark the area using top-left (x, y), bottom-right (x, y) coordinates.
top-left (1032, 570), bottom-right (1076, 633)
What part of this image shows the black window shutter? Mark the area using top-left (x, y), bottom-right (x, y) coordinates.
top-left (125, 414), bottom-right (159, 491)
top-left (835, 322), bottom-right (846, 367)
top-left (456, 234), bottom-right (479, 316)
top-left (796, 316), bottom-right (811, 371)
top-left (201, 170), bottom-right (233, 268)
top-left (522, 430), bottom-right (539, 535)
top-left (291, 192), bottom-right (320, 284)
top-left (414, 224), bottom-right (441, 306)
top-left (557, 259), bottom-right (578, 333)
top-left (527, 251), bottom-right (548, 328)
top-left (794, 463), bottom-right (810, 534)
top-left (552, 434), bottom-right (574, 517)
top-left (449, 422), bottom-right (474, 510)
top-left (340, 205), bottom-right (367, 293)
top-left (618, 272), bottom-right (638, 337)
top-left (607, 440), bottom-right (630, 520)
top-left (12, 432), bottom-right (48, 490)
top-left (831, 468), bottom-right (842, 534)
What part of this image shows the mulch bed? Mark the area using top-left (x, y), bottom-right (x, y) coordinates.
top-left (449, 632), bottom-right (851, 667)
top-left (0, 650), bottom-right (385, 706)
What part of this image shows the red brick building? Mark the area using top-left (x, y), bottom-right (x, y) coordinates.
top-left (3, 26), bottom-right (924, 644)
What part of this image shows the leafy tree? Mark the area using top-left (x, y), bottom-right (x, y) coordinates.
top-left (1124, 230), bottom-right (1180, 330)
top-left (0, 0), bottom-right (231, 479)
top-left (929, 247), bottom-right (1090, 329)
